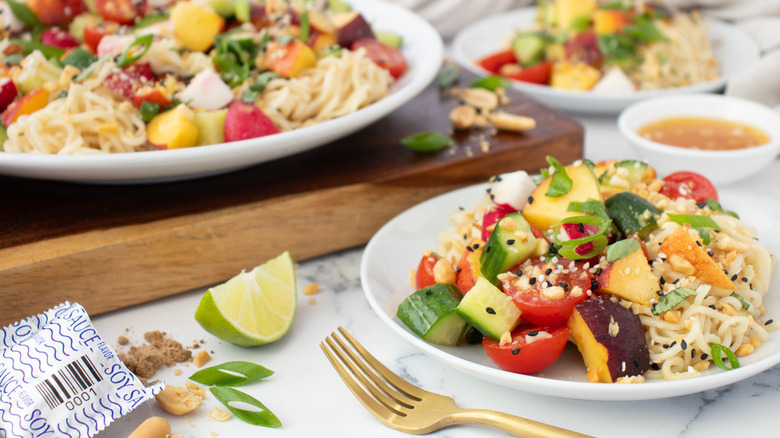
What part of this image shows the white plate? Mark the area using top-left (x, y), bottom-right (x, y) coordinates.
top-left (0, 0), bottom-right (443, 184)
top-left (450, 8), bottom-right (760, 114)
top-left (360, 183), bottom-right (780, 401)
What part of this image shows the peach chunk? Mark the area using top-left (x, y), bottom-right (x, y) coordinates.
top-left (659, 226), bottom-right (736, 290)
top-left (596, 238), bottom-right (659, 306)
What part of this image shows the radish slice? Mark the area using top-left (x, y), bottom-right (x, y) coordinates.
top-left (177, 69), bottom-right (234, 111)
top-left (488, 170), bottom-right (536, 211)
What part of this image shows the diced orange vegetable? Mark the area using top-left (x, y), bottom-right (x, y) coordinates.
top-left (265, 40), bottom-right (317, 78)
top-left (171, 2), bottom-right (225, 52)
top-left (2, 89), bottom-right (50, 127)
top-left (658, 226), bottom-right (736, 290)
top-left (147, 104), bottom-right (199, 150)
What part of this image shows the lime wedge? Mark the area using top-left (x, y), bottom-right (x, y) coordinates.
top-left (195, 251), bottom-right (297, 346)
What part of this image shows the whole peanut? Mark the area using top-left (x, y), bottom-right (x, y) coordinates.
top-left (128, 416), bottom-right (171, 438)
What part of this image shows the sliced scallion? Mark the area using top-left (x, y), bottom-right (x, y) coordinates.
top-left (709, 343), bottom-right (740, 371)
top-left (209, 387), bottom-right (281, 427)
top-left (116, 34), bottom-right (154, 68)
top-left (189, 361), bottom-right (274, 387)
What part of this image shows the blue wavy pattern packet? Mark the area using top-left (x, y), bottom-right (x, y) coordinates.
top-left (0, 302), bottom-right (164, 437)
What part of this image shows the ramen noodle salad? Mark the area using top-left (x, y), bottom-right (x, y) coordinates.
top-left (0, 0), bottom-right (401, 154)
top-left (399, 158), bottom-right (776, 383)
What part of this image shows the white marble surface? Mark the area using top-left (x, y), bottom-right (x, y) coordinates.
top-left (91, 114), bottom-right (780, 438)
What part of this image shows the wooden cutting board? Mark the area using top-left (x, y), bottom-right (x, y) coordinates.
top-left (0, 72), bottom-right (583, 326)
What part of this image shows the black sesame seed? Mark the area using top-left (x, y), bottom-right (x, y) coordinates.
top-left (528, 196), bottom-right (534, 204)
top-left (591, 279), bottom-right (598, 291)
top-left (633, 357), bottom-right (641, 368)
top-left (463, 234), bottom-right (468, 240)
top-left (595, 268), bottom-right (603, 276)
top-left (681, 339), bottom-right (688, 350)
top-left (660, 277), bottom-right (666, 285)
top-left (656, 290), bottom-right (664, 296)
top-left (765, 319), bottom-right (774, 326)
top-left (558, 282), bottom-right (569, 291)
top-left (473, 243), bottom-right (480, 250)
top-left (506, 239), bottom-right (515, 245)
top-left (512, 348), bottom-right (520, 355)
top-left (701, 353), bottom-right (709, 360)
top-left (545, 268), bottom-right (553, 275)
top-left (731, 274), bottom-right (738, 281)
top-left (707, 250), bottom-right (714, 257)
top-left (650, 363), bottom-right (661, 371)
top-left (670, 341), bottom-right (677, 348)
top-left (515, 269), bottom-right (523, 277)
top-left (485, 245), bottom-right (491, 253)
top-left (454, 267), bottom-right (462, 273)
top-left (696, 240), bottom-right (702, 247)
top-left (577, 223), bottom-right (585, 233)
top-left (548, 241), bottom-right (558, 254)
top-left (741, 277), bottom-right (748, 282)
top-left (696, 201), bottom-right (707, 209)
top-left (529, 278), bottom-right (537, 285)
top-left (663, 344), bottom-right (670, 349)
top-left (486, 307), bottom-right (496, 315)
top-left (425, 289), bottom-right (432, 295)
top-left (466, 246), bottom-right (474, 252)
top-left (709, 304), bottom-right (717, 310)
top-left (672, 279), bottom-right (680, 284)
top-left (528, 331), bottom-right (539, 336)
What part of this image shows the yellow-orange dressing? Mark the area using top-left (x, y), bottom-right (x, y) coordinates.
top-left (638, 117), bottom-right (769, 150)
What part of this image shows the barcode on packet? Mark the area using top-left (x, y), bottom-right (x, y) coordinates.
top-left (34, 355), bottom-right (103, 409)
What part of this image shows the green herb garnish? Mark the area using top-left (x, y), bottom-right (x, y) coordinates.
top-left (730, 292), bottom-right (751, 310)
top-left (318, 44), bottom-right (342, 58)
top-left (74, 56), bottom-right (110, 82)
top-left (6, 0), bottom-right (41, 27)
top-left (63, 48), bottom-right (98, 71)
top-left (437, 64), bottom-right (460, 89)
top-left (704, 199), bottom-right (739, 218)
top-left (400, 132), bottom-right (452, 153)
top-left (299, 11), bottom-right (310, 43)
top-left (606, 237), bottom-right (641, 263)
top-left (139, 101), bottom-right (160, 122)
top-left (134, 12), bottom-right (170, 28)
top-left (651, 287), bottom-right (696, 315)
top-left (7, 39), bottom-right (64, 59)
top-left (469, 75), bottom-right (510, 92)
top-left (552, 216), bottom-right (611, 259)
top-left (545, 156), bottom-right (572, 197)
top-left (210, 387), bottom-right (281, 427)
top-left (190, 361), bottom-right (274, 387)
top-left (117, 34), bottom-right (154, 68)
top-left (666, 213), bottom-right (721, 230)
top-left (709, 343), bottom-right (740, 371)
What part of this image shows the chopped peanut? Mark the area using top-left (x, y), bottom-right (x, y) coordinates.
top-left (128, 417), bottom-right (171, 438)
top-left (185, 382), bottom-right (206, 398)
top-left (209, 407), bottom-right (231, 422)
top-left (193, 350), bottom-right (211, 368)
top-left (488, 111), bottom-right (536, 132)
top-left (692, 360), bottom-right (711, 371)
top-left (721, 303), bottom-right (738, 317)
top-left (303, 283), bottom-right (319, 295)
top-left (432, 258), bottom-right (456, 284)
top-left (734, 343), bottom-right (754, 356)
top-left (499, 330), bottom-right (512, 346)
top-left (449, 105), bottom-right (477, 130)
top-left (667, 253), bottom-right (695, 276)
top-left (155, 385), bottom-right (203, 415)
top-left (663, 310), bottom-right (681, 324)
top-left (460, 87), bottom-right (498, 110)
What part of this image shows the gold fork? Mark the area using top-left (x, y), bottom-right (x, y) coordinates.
top-left (320, 327), bottom-right (594, 438)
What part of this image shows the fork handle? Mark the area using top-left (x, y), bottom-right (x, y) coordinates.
top-left (448, 408), bottom-right (594, 438)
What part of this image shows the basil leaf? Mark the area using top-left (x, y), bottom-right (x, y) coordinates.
top-left (75, 56), bottom-right (110, 82)
top-left (624, 15), bottom-right (667, 43)
top-left (63, 48), bottom-right (98, 71)
top-left (5, 0), bottom-right (41, 27)
top-left (299, 11), bottom-right (310, 43)
top-left (437, 64), bottom-right (460, 89)
top-left (704, 199), bottom-right (739, 219)
top-left (709, 343), bottom-right (740, 371)
top-left (117, 34), bottom-right (154, 68)
top-left (568, 198), bottom-right (609, 219)
top-left (134, 12), bottom-right (170, 28)
top-left (400, 132), bottom-right (452, 153)
top-left (730, 292), bottom-right (751, 310)
top-left (469, 75), bottom-right (510, 91)
top-left (651, 287), bottom-right (696, 315)
top-left (551, 216), bottom-right (612, 260)
top-left (210, 387), bottom-right (281, 427)
top-left (318, 44), bottom-right (342, 58)
top-left (190, 361), bottom-right (274, 386)
top-left (139, 101), bottom-right (160, 122)
top-left (666, 213), bottom-right (721, 231)
top-left (7, 39), bottom-right (65, 59)
top-left (545, 156), bottom-right (572, 197)
top-left (597, 34), bottom-right (639, 68)
top-left (606, 238), bottom-right (640, 263)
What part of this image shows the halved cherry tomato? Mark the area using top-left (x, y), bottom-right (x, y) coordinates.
top-left (103, 63), bottom-right (156, 99)
top-left (659, 171), bottom-right (718, 203)
top-left (27, 0), bottom-right (86, 26)
top-left (483, 324), bottom-right (569, 374)
top-left (95, 0), bottom-right (147, 25)
top-left (132, 88), bottom-right (171, 109)
top-left (564, 31), bottom-right (603, 67)
top-left (84, 23), bottom-right (117, 54)
top-left (502, 60), bottom-right (552, 85)
top-left (351, 39), bottom-right (407, 79)
top-left (480, 204), bottom-right (517, 242)
top-left (476, 49), bottom-right (516, 75)
top-left (502, 257), bottom-right (593, 326)
top-left (415, 251), bottom-right (439, 289)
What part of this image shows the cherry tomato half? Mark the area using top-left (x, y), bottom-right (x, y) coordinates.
top-left (95, 0), bottom-right (147, 25)
top-left (502, 257), bottom-right (593, 326)
top-left (659, 171), bottom-right (718, 203)
top-left (476, 49), bottom-right (516, 75)
top-left (415, 251), bottom-right (439, 290)
top-left (502, 60), bottom-right (552, 85)
top-left (483, 324), bottom-right (569, 374)
top-left (27, 0), bottom-right (86, 26)
top-left (351, 39), bottom-right (407, 79)
top-left (84, 22), bottom-right (118, 54)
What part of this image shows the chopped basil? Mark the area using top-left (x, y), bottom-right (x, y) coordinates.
top-left (318, 44), bottom-right (343, 58)
top-left (730, 291), bottom-right (751, 310)
top-left (189, 361), bottom-right (274, 387)
top-left (705, 199), bottom-right (739, 218)
top-left (545, 156), bottom-right (572, 197)
top-left (551, 216), bottom-right (611, 260)
top-left (469, 75), bottom-right (510, 92)
top-left (212, 32), bottom-right (259, 87)
top-left (651, 287), bottom-right (696, 315)
top-left (74, 56), bottom-right (110, 82)
top-left (400, 132), bottom-right (452, 152)
top-left (134, 12), bottom-right (170, 28)
top-left (139, 101), bottom-right (160, 122)
top-left (624, 14), bottom-right (667, 43)
top-left (299, 11), bottom-right (310, 43)
top-left (57, 90), bottom-right (68, 99)
top-left (569, 14), bottom-right (590, 32)
top-left (606, 237), bottom-right (640, 263)
top-left (709, 342), bottom-right (740, 371)
top-left (5, 0), bottom-right (41, 27)
top-left (7, 39), bottom-right (64, 59)
top-left (117, 34), bottom-right (154, 68)
top-left (437, 64), bottom-right (460, 89)
top-left (241, 71), bottom-right (281, 102)
top-left (63, 48), bottom-right (98, 71)
top-left (597, 34), bottom-right (639, 68)
top-left (276, 34), bottom-right (293, 45)
top-left (666, 213), bottom-right (721, 231)
top-left (210, 387), bottom-right (281, 427)
top-left (568, 198), bottom-right (610, 219)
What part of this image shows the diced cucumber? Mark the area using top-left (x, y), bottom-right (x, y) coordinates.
top-left (235, 0), bottom-right (250, 22)
top-left (327, 0), bottom-right (351, 13)
top-left (480, 212), bottom-right (539, 285)
top-left (375, 31), bottom-right (403, 49)
top-left (456, 277), bottom-right (521, 341)
top-left (605, 192), bottom-right (661, 238)
top-left (210, 0), bottom-right (235, 17)
top-left (396, 283), bottom-right (467, 346)
top-left (194, 109), bottom-right (228, 146)
top-left (0, 125), bottom-right (7, 150)
top-left (511, 32), bottom-right (546, 66)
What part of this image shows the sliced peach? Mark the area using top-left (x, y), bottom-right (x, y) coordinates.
top-left (265, 40), bottom-right (317, 78)
top-left (3, 89), bottom-right (49, 127)
top-left (659, 226), bottom-right (736, 290)
top-left (596, 238), bottom-right (659, 306)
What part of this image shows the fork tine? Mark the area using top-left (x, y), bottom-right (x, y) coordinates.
top-left (329, 332), bottom-right (416, 408)
top-left (337, 327), bottom-right (429, 400)
top-left (319, 340), bottom-right (400, 422)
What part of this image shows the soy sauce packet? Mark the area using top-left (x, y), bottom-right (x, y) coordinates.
top-left (0, 302), bottom-right (163, 437)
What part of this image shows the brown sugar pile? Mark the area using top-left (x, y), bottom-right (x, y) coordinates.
top-left (119, 331), bottom-right (192, 379)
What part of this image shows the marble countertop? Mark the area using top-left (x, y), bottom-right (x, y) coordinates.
top-left (92, 114), bottom-right (780, 438)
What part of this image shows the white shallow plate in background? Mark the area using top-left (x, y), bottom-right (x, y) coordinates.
top-left (361, 183), bottom-right (780, 401)
top-left (450, 8), bottom-right (760, 114)
top-left (0, 0), bottom-right (443, 184)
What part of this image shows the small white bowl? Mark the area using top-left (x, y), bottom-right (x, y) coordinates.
top-left (617, 94), bottom-right (780, 185)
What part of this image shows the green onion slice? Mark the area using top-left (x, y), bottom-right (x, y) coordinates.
top-left (730, 291), bottom-right (751, 310)
top-left (209, 387), bottom-right (281, 427)
top-left (400, 132), bottom-right (452, 153)
top-left (651, 287), bottom-right (696, 315)
top-left (189, 361), bottom-right (274, 387)
top-left (299, 11), bottom-right (310, 43)
top-left (117, 34), bottom-right (154, 68)
top-left (666, 213), bottom-right (721, 231)
top-left (469, 75), bottom-right (510, 92)
top-left (709, 343), bottom-right (740, 371)
top-left (545, 156), bottom-right (572, 197)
